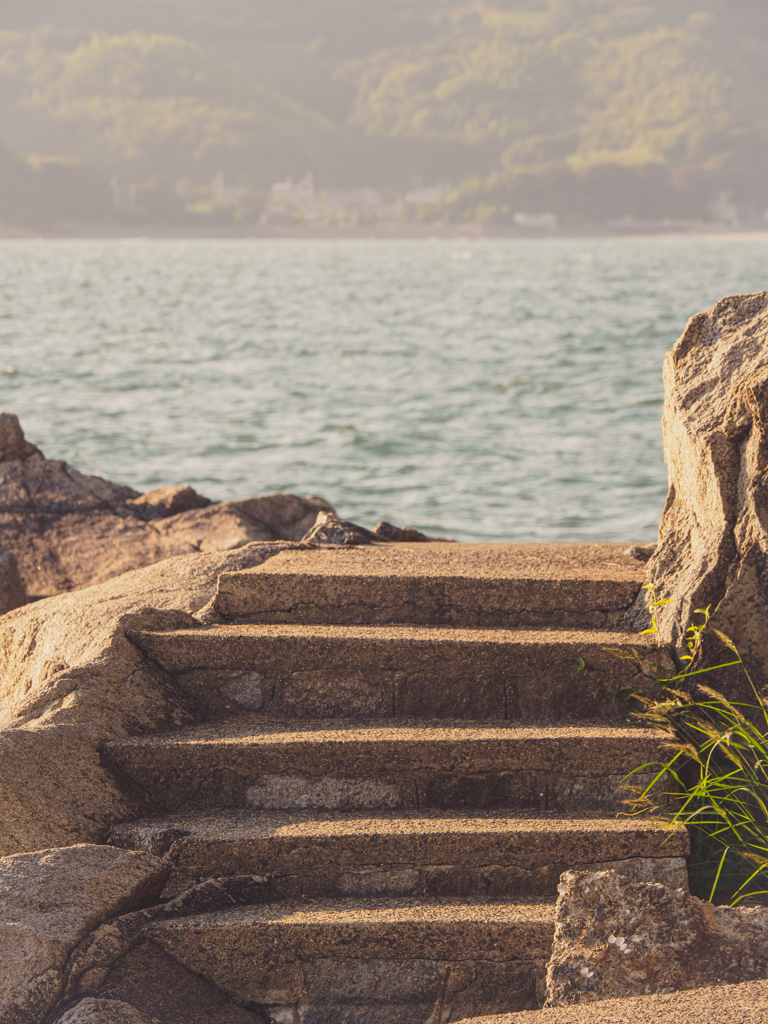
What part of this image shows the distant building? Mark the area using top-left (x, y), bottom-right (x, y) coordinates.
top-left (514, 212), bottom-right (558, 229)
top-left (211, 173), bottom-right (246, 206)
top-left (404, 184), bottom-right (450, 207)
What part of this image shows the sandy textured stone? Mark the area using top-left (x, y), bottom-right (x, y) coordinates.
top-left (0, 547), bottom-right (25, 615)
top-left (130, 622), bottom-right (658, 723)
top-left (109, 808), bottom-right (686, 900)
top-left (545, 869), bottom-right (768, 1007)
top-left (0, 844), bottom-right (167, 1024)
top-left (146, 898), bottom-right (553, 1019)
top-left (622, 293), bottom-right (768, 691)
top-left (103, 721), bottom-right (664, 816)
top-left (57, 999), bottom-right (151, 1024)
top-left (72, 941), bottom-right (274, 1024)
top-left (0, 542), bottom-right (292, 855)
top-left (213, 542), bottom-right (647, 629)
top-left (458, 977), bottom-right (768, 1023)
top-left (0, 412), bottom-right (332, 598)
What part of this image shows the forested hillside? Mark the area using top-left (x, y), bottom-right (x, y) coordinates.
top-left (2, 0), bottom-right (768, 226)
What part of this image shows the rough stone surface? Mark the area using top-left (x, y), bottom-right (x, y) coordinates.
top-left (301, 510), bottom-right (380, 546)
top-left (55, 942), bottom-right (266, 1023)
top-left (0, 547), bottom-right (25, 615)
top-left (457, 977), bottom-right (768, 1023)
top-left (0, 844), bottom-right (168, 1024)
top-left (213, 542), bottom-right (647, 629)
top-left (146, 898), bottom-right (554, 1020)
top-left (0, 412), bottom-right (332, 597)
top-left (372, 521), bottom-right (437, 542)
top-left (108, 809), bottom-right (687, 899)
top-left (622, 293), bottom-right (768, 692)
top-left (57, 999), bottom-right (151, 1024)
top-left (103, 721), bottom-right (664, 816)
top-left (130, 622), bottom-right (658, 723)
top-left (0, 542), bottom-right (293, 855)
top-left (545, 869), bottom-right (768, 1007)
top-left (93, 943), bottom-right (266, 1023)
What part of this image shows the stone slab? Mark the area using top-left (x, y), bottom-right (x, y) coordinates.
top-left (148, 898), bottom-right (554, 1019)
top-left (110, 809), bottom-right (688, 899)
top-left (214, 542), bottom-right (646, 629)
top-left (131, 624), bottom-right (661, 722)
top-left (103, 721), bottom-right (664, 814)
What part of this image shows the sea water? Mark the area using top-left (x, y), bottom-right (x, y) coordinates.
top-left (0, 236), bottom-right (766, 542)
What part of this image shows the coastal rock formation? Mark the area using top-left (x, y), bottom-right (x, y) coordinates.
top-left (301, 510), bottom-right (381, 545)
top-left (0, 844), bottom-right (168, 1024)
top-left (0, 540), bottom-right (296, 855)
top-left (0, 547), bottom-right (25, 614)
top-left (0, 412), bottom-right (333, 599)
top-left (546, 869), bottom-right (768, 1006)
top-left (622, 293), bottom-right (768, 690)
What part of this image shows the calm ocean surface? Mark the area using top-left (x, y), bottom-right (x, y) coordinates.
top-left (1, 236), bottom-right (766, 542)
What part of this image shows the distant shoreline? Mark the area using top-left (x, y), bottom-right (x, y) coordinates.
top-left (3, 221), bottom-right (768, 242)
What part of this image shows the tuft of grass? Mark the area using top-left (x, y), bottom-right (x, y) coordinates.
top-left (627, 601), bottom-right (768, 905)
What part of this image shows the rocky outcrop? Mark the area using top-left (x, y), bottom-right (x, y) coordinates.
top-left (622, 293), bottom-right (768, 691)
top-left (0, 540), bottom-right (296, 855)
top-left (0, 412), bottom-right (333, 599)
top-left (300, 510), bottom-right (381, 545)
top-left (546, 869), bottom-right (768, 1006)
top-left (0, 548), bottom-right (25, 614)
top-left (0, 844), bottom-right (168, 1024)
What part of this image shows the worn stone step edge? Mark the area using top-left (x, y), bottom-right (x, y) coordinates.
top-left (148, 896), bottom-right (557, 962)
top-left (212, 542), bottom-right (645, 627)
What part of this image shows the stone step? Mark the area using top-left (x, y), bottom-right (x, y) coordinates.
top-left (146, 896), bottom-right (555, 1020)
top-left (131, 624), bottom-right (661, 722)
top-left (212, 542), bottom-right (646, 629)
top-left (102, 720), bottom-right (663, 814)
top-left (110, 809), bottom-right (688, 899)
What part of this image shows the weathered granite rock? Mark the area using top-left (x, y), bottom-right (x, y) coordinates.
top-left (622, 294), bottom-right (768, 691)
top-left (56, 942), bottom-right (266, 1024)
top-left (58, 1000), bottom-right (151, 1024)
top-left (372, 521), bottom-right (434, 542)
top-left (0, 541), bottom-right (294, 855)
top-left (0, 412), bottom-right (41, 461)
top-left (301, 510), bottom-right (381, 546)
top-left (0, 547), bottom-right (25, 615)
top-left (0, 412), bottom-right (333, 598)
top-left (0, 844), bottom-right (168, 1024)
top-left (546, 869), bottom-right (768, 1006)
top-left (124, 485), bottom-right (211, 520)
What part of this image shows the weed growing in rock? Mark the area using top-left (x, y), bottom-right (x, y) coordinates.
top-left (627, 602), bottom-right (768, 905)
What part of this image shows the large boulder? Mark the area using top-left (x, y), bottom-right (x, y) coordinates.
top-left (0, 412), bottom-right (333, 599)
top-left (0, 540), bottom-right (295, 855)
top-left (623, 293), bottom-right (768, 691)
top-left (545, 869), bottom-right (768, 1007)
top-left (0, 844), bottom-right (168, 1024)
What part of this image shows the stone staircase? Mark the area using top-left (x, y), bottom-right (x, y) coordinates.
top-left (103, 542), bottom-right (688, 1024)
